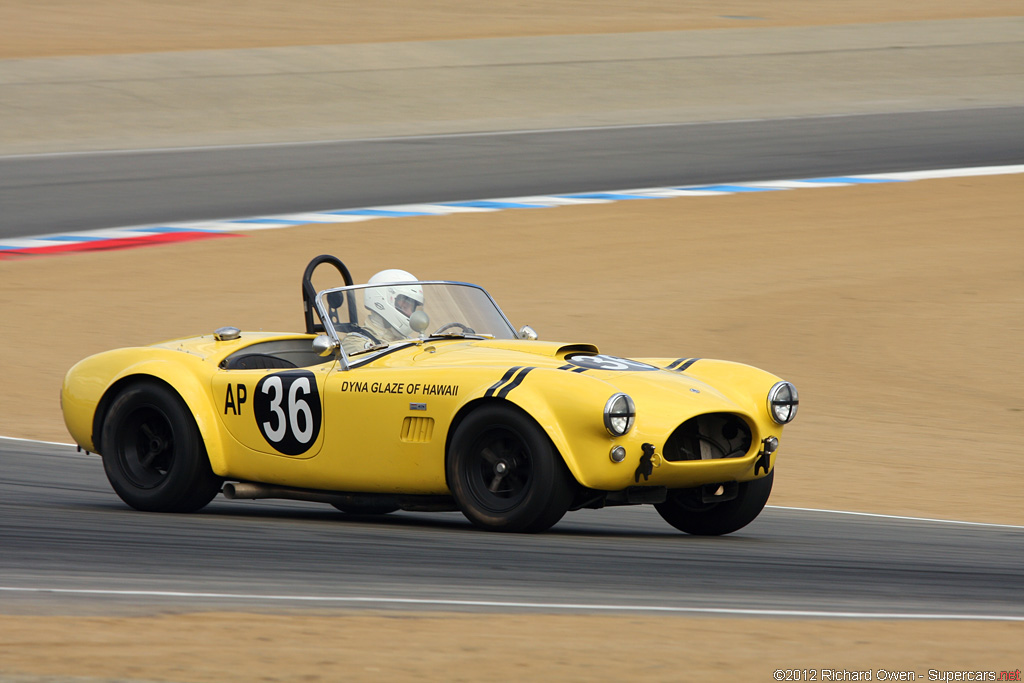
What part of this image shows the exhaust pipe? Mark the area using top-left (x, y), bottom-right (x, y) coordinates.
top-left (221, 482), bottom-right (456, 512)
top-left (222, 481), bottom-right (347, 505)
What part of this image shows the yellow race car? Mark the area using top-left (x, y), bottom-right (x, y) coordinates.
top-left (62, 255), bottom-right (798, 534)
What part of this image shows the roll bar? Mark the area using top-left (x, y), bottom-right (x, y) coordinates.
top-left (301, 255), bottom-right (357, 334)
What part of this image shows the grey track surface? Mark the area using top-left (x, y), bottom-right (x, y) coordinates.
top-left (2, 439), bottom-right (1022, 617)
top-left (2, 106), bottom-right (1023, 240)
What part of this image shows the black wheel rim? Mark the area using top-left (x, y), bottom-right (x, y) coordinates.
top-left (115, 405), bottom-right (175, 489)
top-left (465, 426), bottom-right (533, 513)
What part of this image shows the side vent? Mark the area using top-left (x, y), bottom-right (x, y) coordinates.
top-left (400, 416), bottom-right (435, 443)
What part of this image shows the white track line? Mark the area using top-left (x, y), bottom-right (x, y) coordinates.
top-left (0, 434), bottom-right (77, 448)
top-left (0, 587), bottom-right (1021, 621)
top-left (766, 506), bottom-right (1024, 531)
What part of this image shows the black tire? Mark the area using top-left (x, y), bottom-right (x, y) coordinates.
top-left (655, 470), bottom-right (774, 536)
top-left (99, 382), bottom-right (222, 513)
top-left (447, 405), bottom-right (574, 533)
top-left (331, 502), bottom-right (400, 515)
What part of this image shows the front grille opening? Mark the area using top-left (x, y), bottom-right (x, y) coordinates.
top-left (663, 413), bottom-right (752, 462)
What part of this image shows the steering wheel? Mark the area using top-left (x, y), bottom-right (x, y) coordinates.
top-left (434, 322), bottom-right (476, 335)
top-left (334, 322), bottom-right (383, 345)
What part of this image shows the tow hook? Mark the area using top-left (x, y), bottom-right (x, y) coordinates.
top-left (634, 443), bottom-right (662, 482)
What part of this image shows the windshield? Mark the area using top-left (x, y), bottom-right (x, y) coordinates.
top-left (315, 281), bottom-right (517, 356)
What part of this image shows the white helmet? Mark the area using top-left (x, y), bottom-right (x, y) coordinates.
top-left (364, 269), bottom-right (424, 338)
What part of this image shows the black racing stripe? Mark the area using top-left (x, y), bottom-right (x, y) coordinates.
top-left (557, 364), bottom-right (574, 371)
top-left (665, 358), bottom-right (689, 370)
top-left (485, 366), bottom-right (522, 397)
top-left (677, 358), bottom-right (701, 372)
top-left (570, 367), bottom-right (588, 373)
top-left (496, 367), bottom-right (536, 399)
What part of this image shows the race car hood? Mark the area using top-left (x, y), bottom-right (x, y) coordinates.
top-left (410, 339), bottom-right (765, 416)
top-left (598, 368), bottom-right (743, 418)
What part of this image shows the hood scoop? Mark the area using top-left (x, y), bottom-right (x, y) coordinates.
top-left (469, 340), bottom-right (599, 359)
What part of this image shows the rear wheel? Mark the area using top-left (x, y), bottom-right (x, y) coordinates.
top-left (100, 382), bottom-right (222, 513)
top-left (655, 471), bottom-right (774, 535)
top-left (448, 405), bottom-right (573, 532)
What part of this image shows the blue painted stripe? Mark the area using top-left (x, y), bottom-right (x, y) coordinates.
top-left (37, 235), bottom-right (109, 242)
top-left (324, 209), bottom-right (436, 217)
top-left (562, 193), bottom-right (650, 200)
top-left (441, 200), bottom-right (545, 209)
top-left (132, 226), bottom-right (221, 233)
top-left (802, 177), bottom-right (900, 184)
top-left (685, 185), bottom-right (780, 192)
top-left (229, 219), bottom-right (321, 225)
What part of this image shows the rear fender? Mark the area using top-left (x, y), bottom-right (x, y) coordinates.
top-left (86, 356), bottom-right (231, 476)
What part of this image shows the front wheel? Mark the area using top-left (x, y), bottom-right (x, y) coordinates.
top-left (100, 382), bottom-right (222, 513)
top-left (655, 470), bottom-right (774, 535)
top-left (447, 405), bottom-right (574, 532)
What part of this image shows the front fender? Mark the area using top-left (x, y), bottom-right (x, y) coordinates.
top-left (496, 369), bottom-right (626, 489)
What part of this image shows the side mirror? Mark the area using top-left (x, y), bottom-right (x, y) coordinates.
top-left (409, 310), bottom-right (430, 335)
top-left (518, 325), bottom-right (538, 341)
top-left (312, 334), bottom-right (340, 357)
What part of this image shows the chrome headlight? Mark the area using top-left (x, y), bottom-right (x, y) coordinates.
top-left (767, 382), bottom-right (799, 424)
top-left (604, 393), bottom-right (636, 436)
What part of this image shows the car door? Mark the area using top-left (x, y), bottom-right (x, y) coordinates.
top-left (317, 358), bottom-right (464, 494)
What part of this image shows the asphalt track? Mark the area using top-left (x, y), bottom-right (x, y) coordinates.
top-left (2, 106), bottom-right (1024, 239)
top-left (2, 438), bottom-right (1022, 618)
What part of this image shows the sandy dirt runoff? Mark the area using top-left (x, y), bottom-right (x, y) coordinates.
top-left (0, 612), bottom-right (1020, 682)
top-left (1, 0), bottom-right (1019, 58)
top-left (2, 2), bottom-right (1023, 681)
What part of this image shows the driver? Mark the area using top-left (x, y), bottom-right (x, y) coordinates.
top-left (342, 269), bottom-right (424, 354)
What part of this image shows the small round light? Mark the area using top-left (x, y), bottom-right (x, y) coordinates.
top-left (604, 393), bottom-right (635, 436)
top-left (767, 382), bottom-right (799, 424)
top-left (609, 446), bottom-right (627, 463)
